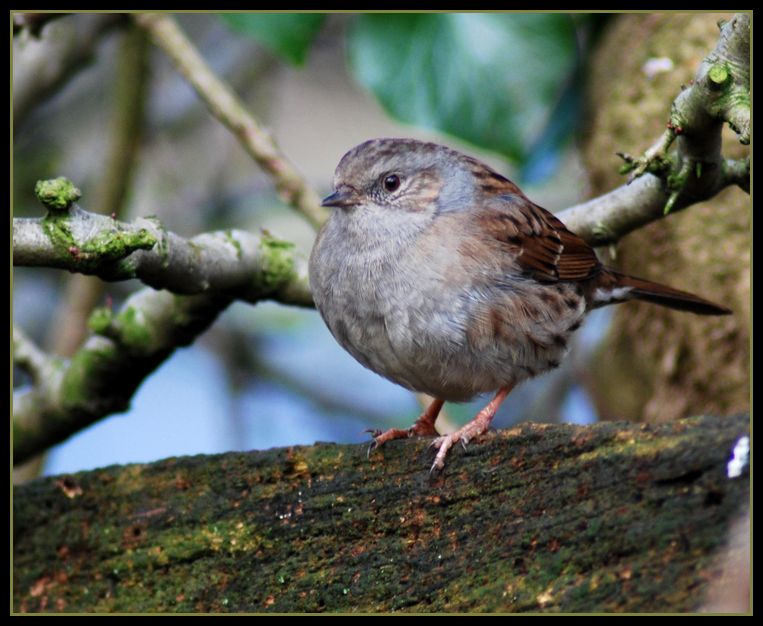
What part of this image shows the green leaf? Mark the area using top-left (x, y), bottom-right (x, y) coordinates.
top-left (219, 13), bottom-right (326, 66)
top-left (348, 13), bottom-right (578, 165)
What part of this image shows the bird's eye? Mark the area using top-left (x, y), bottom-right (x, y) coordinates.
top-left (383, 174), bottom-right (401, 192)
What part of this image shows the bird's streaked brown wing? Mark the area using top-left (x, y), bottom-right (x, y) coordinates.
top-left (475, 179), bottom-right (601, 283)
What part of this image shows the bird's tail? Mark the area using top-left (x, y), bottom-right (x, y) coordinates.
top-left (591, 269), bottom-right (732, 316)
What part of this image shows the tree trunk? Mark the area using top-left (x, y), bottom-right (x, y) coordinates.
top-left (13, 414), bottom-right (749, 613)
top-left (581, 13), bottom-right (750, 423)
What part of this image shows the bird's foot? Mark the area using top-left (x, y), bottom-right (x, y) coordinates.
top-left (428, 386), bottom-right (513, 473)
top-left (429, 418), bottom-right (490, 473)
top-left (366, 420), bottom-right (440, 458)
top-left (366, 398), bottom-right (444, 458)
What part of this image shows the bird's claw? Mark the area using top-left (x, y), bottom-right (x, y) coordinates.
top-left (428, 434), bottom-right (457, 473)
top-left (364, 429), bottom-right (383, 459)
top-left (366, 440), bottom-right (377, 460)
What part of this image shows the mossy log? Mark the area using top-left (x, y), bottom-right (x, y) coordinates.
top-left (13, 414), bottom-right (749, 613)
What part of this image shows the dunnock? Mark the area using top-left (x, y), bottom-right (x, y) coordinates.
top-left (309, 138), bottom-right (731, 472)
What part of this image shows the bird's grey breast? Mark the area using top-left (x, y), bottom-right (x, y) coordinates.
top-left (309, 212), bottom-right (471, 395)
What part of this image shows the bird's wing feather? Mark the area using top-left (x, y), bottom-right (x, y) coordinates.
top-left (475, 184), bottom-right (601, 283)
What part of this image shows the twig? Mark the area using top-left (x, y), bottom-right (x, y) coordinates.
top-left (133, 13), bottom-right (329, 229)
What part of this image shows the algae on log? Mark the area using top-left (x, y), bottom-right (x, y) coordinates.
top-left (13, 414), bottom-right (749, 613)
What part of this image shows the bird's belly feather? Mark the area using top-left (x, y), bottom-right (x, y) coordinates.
top-left (315, 251), bottom-right (585, 402)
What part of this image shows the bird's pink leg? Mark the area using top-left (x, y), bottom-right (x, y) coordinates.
top-left (430, 385), bottom-right (513, 472)
top-left (369, 398), bottom-right (445, 452)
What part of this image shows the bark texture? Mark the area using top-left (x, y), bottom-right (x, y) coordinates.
top-left (581, 13), bottom-right (750, 423)
top-left (13, 414), bottom-right (749, 613)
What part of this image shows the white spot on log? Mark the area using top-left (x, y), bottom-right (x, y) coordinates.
top-left (727, 436), bottom-right (749, 479)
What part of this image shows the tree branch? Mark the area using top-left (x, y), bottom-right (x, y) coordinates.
top-left (12, 218), bottom-right (312, 463)
top-left (132, 13), bottom-right (329, 229)
top-left (558, 13), bottom-right (749, 244)
top-left (556, 163), bottom-right (745, 247)
top-left (13, 290), bottom-right (232, 464)
top-left (617, 13), bottom-right (749, 214)
top-left (12, 196), bottom-right (313, 309)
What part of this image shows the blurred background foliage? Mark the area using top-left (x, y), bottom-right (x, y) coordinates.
top-left (221, 12), bottom-right (601, 181)
top-left (15, 12), bottom-right (721, 478)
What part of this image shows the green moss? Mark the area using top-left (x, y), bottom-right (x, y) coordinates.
top-left (575, 433), bottom-right (681, 464)
top-left (254, 234), bottom-right (297, 294)
top-left (41, 213), bottom-right (76, 261)
top-left (34, 177), bottom-right (81, 212)
top-left (116, 306), bottom-right (154, 353)
top-left (41, 211), bottom-right (156, 273)
top-left (707, 63), bottom-right (730, 87)
top-left (59, 340), bottom-right (121, 409)
top-left (13, 416), bottom-right (750, 613)
top-left (88, 307), bottom-right (115, 335)
top-left (86, 227), bottom-right (156, 264)
top-left (113, 255), bottom-right (140, 278)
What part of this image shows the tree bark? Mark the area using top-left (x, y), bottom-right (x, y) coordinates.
top-left (581, 13), bottom-right (750, 423)
top-left (13, 414), bottom-right (749, 613)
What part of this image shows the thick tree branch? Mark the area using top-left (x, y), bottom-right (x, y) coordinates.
top-left (12, 414), bottom-right (750, 613)
top-left (12, 200), bottom-right (313, 309)
top-left (556, 163), bottom-right (746, 247)
top-left (133, 13), bottom-right (329, 229)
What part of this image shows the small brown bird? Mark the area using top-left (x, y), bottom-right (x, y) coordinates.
top-left (309, 138), bottom-right (731, 471)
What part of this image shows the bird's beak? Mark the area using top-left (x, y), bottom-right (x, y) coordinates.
top-left (321, 186), bottom-right (358, 209)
